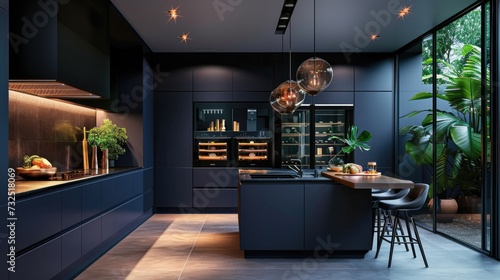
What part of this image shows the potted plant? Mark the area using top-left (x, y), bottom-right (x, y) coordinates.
top-left (327, 125), bottom-right (372, 171)
top-left (87, 119), bottom-right (128, 168)
top-left (399, 44), bottom-right (484, 217)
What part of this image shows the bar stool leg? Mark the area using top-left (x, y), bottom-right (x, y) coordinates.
top-left (408, 212), bottom-right (429, 268)
top-left (403, 212), bottom-right (417, 257)
top-left (387, 210), bottom-right (401, 267)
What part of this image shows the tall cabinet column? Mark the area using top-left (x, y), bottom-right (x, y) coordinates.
top-left (154, 92), bottom-right (194, 210)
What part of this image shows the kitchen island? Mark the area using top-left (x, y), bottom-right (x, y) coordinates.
top-left (238, 169), bottom-right (373, 258)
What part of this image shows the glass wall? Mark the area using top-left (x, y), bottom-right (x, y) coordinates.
top-left (397, 3), bottom-right (492, 251)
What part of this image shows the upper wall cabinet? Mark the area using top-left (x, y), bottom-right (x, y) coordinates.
top-left (193, 66), bottom-right (232, 92)
top-left (9, 0), bottom-right (110, 98)
top-left (353, 54), bottom-right (393, 92)
top-left (233, 54), bottom-right (274, 91)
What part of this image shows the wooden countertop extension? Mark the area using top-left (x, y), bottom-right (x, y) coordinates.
top-left (321, 171), bottom-right (414, 189)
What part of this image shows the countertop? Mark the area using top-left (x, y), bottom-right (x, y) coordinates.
top-left (321, 170), bottom-right (414, 189)
top-left (238, 169), bottom-right (330, 181)
top-left (13, 167), bottom-right (141, 197)
top-left (238, 168), bottom-right (414, 190)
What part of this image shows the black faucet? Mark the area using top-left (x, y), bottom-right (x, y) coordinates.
top-left (288, 159), bottom-right (303, 177)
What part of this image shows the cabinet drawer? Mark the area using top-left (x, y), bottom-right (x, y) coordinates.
top-left (193, 189), bottom-right (237, 208)
top-left (62, 185), bottom-right (82, 230)
top-left (16, 192), bottom-right (62, 251)
top-left (193, 168), bottom-right (238, 188)
top-left (11, 237), bottom-right (61, 280)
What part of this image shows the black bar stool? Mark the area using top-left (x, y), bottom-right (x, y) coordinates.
top-left (375, 183), bottom-right (429, 268)
top-left (371, 188), bottom-right (410, 239)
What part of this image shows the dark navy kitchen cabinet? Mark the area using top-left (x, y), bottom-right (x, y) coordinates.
top-left (192, 167), bottom-right (239, 208)
top-left (155, 92), bottom-right (194, 208)
top-left (62, 185), bottom-right (82, 230)
top-left (239, 182), bottom-right (305, 250)
top-left (353, 54), bottom-right (393, 92)
top-left (81, 217), bottom-right (102, 256)
top-left (304, 182), bottom-right (372, 250)
top-left (233, 54), bottom-right (274, 91)
top-left (13, 169), bottom-right (150, 279)
top-left (82, 181), bottom-right (102, 221)
top-left (194, 65), bottom-right (233, 92)
top-left (10, 237), bottom-right (62, 280)
top-left (354, 91), bottom-right (394, 173)
top-left (16, 192), bottom-right (62, 252)
top-left (61, 228), bottom-right (82, 270)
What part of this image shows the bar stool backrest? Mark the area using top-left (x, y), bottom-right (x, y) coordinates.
top-left (404, 183), bottom-right (429, 211)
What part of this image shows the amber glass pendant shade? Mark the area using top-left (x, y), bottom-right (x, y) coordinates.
top-left (296, 57), bottom-right (333, 96)
top-left (270, 80), bottom-right (306, 114)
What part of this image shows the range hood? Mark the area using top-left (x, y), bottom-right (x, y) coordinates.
top-left (9, 0), bottom-right (110, 99)
top-left (9, 81), bottom-right (101, 98)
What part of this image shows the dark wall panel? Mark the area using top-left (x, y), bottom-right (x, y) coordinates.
top-left (354, 54), bottom-right (393, 92)
top-left (354, 91), bottom-right (394, 173)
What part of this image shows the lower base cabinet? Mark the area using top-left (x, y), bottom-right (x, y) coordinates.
top-left (8, 169), bottom-right (152, 280)
top-left (10, 237), bottom-right (62, 280)
top-left (239, 182), bottom-right (304, 250)
top-left (239, 180), bottom-right (372, 256)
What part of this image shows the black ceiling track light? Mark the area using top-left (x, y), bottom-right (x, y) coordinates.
top-left (275, 0), bottom-right (298, 34)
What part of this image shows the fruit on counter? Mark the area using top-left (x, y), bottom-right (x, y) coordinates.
top-left (22, 155), bottom-right (53, 169)
top-left (342, 163), bottom-right (363, 174)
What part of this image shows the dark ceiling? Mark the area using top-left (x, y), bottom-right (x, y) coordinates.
top-left (111, 0), bottom-right (479, 53)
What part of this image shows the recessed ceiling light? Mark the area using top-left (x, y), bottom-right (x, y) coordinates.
top-left (398, 5), bottom-right (412, 19)
top-left (166, 6), bottom-right (181, 23)
top-left (179, 33), bottom-right (191, 43)
top-left (370, 34), bottom-right (380, 41)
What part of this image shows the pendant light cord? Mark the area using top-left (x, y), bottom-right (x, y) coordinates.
top-left (313, 0), bottom-right (316, 58)
top-left (289, 20), bottom-right (292, 81)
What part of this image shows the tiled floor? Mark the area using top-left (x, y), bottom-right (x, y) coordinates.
top-left (76, 214), bottom-right (500, 280)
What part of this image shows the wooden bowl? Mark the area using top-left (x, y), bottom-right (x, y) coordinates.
top-left (17, 167), bottom-right (57, 180)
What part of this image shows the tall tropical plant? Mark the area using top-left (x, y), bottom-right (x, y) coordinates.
top-left (400, 44), bottom-right (485, 198)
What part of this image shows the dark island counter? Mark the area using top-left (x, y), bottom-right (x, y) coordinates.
top-left (238, 169), bottom-right (372, 258)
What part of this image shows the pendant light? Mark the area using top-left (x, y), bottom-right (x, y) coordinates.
top-left (296, 0), bottom-right (333, 96)
top-left (270, 21), bottom-right (306, 114)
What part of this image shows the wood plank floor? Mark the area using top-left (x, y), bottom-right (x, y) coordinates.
top-left (75, 214), bottom-right (500, 280)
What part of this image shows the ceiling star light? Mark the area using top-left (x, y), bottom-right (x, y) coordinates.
top-left (370, 34), bottom-right (380, 40)
top-left (179, 33), bottom-right (191, 43)
top-left (166, 6), bottom-right (181, 22)
top-left (398, 5), bottom-right (412, 19)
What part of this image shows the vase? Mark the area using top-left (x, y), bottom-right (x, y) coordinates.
top-left (101, 149), bottom-right (109, 170)
top-left (428, 198), bottom-right (458, 223)
top-left (327, 156), bottom-right (343, 172)
top-left (91, 146), bottom-right (98, 170)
